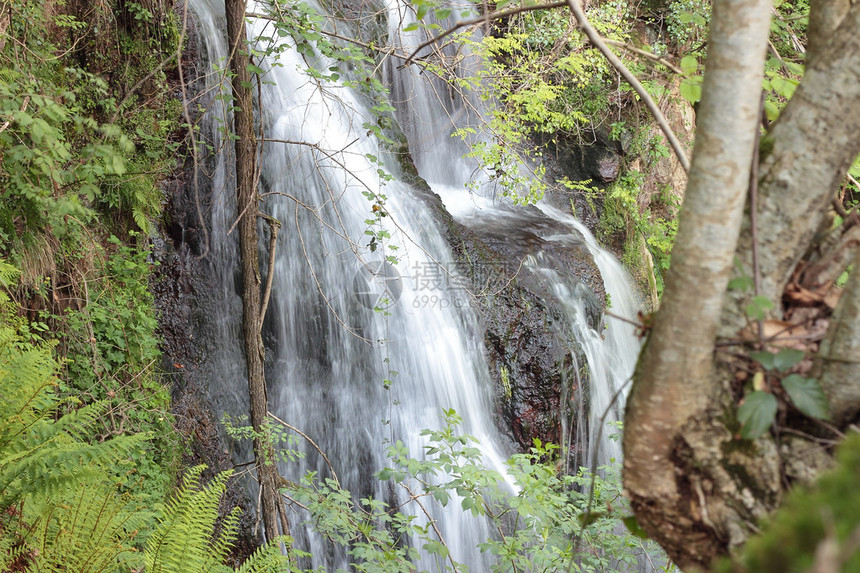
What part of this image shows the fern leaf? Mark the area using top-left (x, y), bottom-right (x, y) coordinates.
top-left (144, 467), bottom-right (238, 573)
top-left (235, 537), bottom-right (293, 573)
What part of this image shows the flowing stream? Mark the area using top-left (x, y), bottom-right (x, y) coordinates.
top-left (190, 0), bottom-right (641, 569)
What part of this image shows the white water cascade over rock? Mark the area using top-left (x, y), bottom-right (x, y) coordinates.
top-left (189, 0), bottom-right (644, 569)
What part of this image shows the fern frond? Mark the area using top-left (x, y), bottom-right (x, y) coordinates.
top-left (0, 430), bottom-right (146, 510)
top-left (144, 467), bottom-right (239, 573)
top-left (0, 257), bottom-right (21, 289)
top-left (235, 536), bottom-right (293, 573)
top-left (23, 481), bottom-right (143, 573)
top-left (0, 337), bottom-right (58, 446)
top-left (132, 207), bottom-right (152, 234)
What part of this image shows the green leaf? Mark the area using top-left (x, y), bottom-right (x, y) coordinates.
top-left (402, 22), bottom-right (419, 32)
top-left (773, 348), bottom-right (804, 372)
top-left (435, 7), bottom-right (451, 19)
top-left (738, 391), bottom-right (778, 439)
top-left (432, 488), bottom-right (450, 506)
top-left (749, 351), bottom-right (776, 371)
top-left (728, 276), bottom-right (754, 292)
top-left (764, 99), bottom-right (780, 121)
top-left (679, 11), bottom-right (706, 26)
top-left (623, 515), bottom-right (650, 539)
top-left (31, 118), bottom-right (48, 143)
top-left (782, 375), bottom-right (831, 420)
top-left (784, 61), bottom-right (805, 76)
top-left (679, 78), bottom-right (702, 104)
top-left (680, 55), bottom-right (698, 75)
top-left (377, 468), bottom-right (393, 481)
top-left (110, 154), bottom-right (126, 176)
top-left (770, 75), bottom-right (798, 99)
top-left (746, 295), bottom-right (774, 321)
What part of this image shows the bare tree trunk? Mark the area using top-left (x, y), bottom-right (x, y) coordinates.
top-left (815, 245), bottom-right (860, 423)
top-left (225, 0), bottom-right (284, 544)
top-left (722, 3), bottom-right (860, 332)
top-left (622, 0), bottom-right (773, 568)
top-left (806, 0), bottom-right (850, 68)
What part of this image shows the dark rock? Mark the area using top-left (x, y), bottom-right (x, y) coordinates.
top-left (152, 19), bottom-right (261, 563)
top-left (403, 165), bottom-right (604, 458)
top-left (537, 129), bottom-right (624, 229)
top-left (598, 155), bottom-right (621, 182)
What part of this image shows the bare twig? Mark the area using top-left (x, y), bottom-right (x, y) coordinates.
top-left (259, 214), bottom-right (281, 332)
top-left (293, 203), bottom-right (373, 344)
top-left (604, 310), bottom-right (646, 329)
top-left (565, 0), bottom-right (690, 173)
top-left (269, 411), bottom-right (341, 486)
top-left (767, 39), bottom-right (790, 75)
top-left (0, 95), bottom-right (29, 134)
top-left (400, 482), bottom-right (459, 572)
top-left (176, 0), bottom-right (211, 259)
top-left (604, 39), bottom-right (683, 74)
top-left (402, 1), bottom-right (568, 67)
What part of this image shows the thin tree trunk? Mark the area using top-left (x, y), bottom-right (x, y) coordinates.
top-left (815, 245), bottom-right (860, 423)
top-left (722, 3), bottom-right (860, 332)
top-left (806, 0), bottom-right (850, 68)
top-left (623, 0), bottom-right (773, 568)
top-left (225, 0), bottom-right (284, 544)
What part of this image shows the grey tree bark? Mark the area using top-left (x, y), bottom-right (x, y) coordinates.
top-left (624, 0), bottom-right (860, 569)
top-left (724, 3), bottom-right (860, 330)
top-left (622, 0), bottom-right (775, 568)
top-left (806, 0), bottom-right (850, 68)
top-left (225, 0), bottom-right (286, 544)
top-left (816, 245), bottom-right (860, 424)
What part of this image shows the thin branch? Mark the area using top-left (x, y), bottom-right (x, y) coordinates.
top-left (293, 203), bottom-right (373, 344)
top-left (247, 12), bottom-right (408, 61)
top-left (767, 39), bottom-right (790, 75)
top-left (269, 411), bottom-right (341, 487)
top-left (400, 482), bottom-right (459, 572)
top-left (848, 173), bottom-right (860, 195)
top-left (604, 39), bottom-right (683, 74)
top-left (177, 0), bottom-right (211, 259)
top-left (259, 214), bottom-right (281, 332)
top-left (569, 374), bottom-right (633, 572)
top-left (604, 309), bottom-right (646, 329)
top-left (226, 187), bottom-right (259, 236)
top-left (0, 95), bottom-right (28, 134)
top-left (565, 0), bottom-right (690, 173)
top-left (402, 1), bottom-right (568, 67)
top-left (750, 94), bottom-right (764, 343)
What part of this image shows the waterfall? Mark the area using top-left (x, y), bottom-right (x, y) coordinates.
top-left (191, 0), bottom-right (509, 569)
top-left (383, 7), bottom-right (642, 469)
top-left (189, 0), bottom-right (642, 569)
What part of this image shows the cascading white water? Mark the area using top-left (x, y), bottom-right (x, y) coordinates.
top-left (384, 8), bottom-right (642, 470)
top-left (191, 0), bottom-right (512, 569)
top-left (191, 0), bottom-right (642, 569)
top-left (540, 206), bottom-right (642, 468)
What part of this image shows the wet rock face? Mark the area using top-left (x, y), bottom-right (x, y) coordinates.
top-left (406, 177), bottom-right (604, 454)
top-left (152, 224), bottom-right (262, 564)
top-left (154, 69), bottom-right (261, 559)
top-left (538, 129), bottom-right (624, 229)
top-left (597, 155), bottom-right (622, 182)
